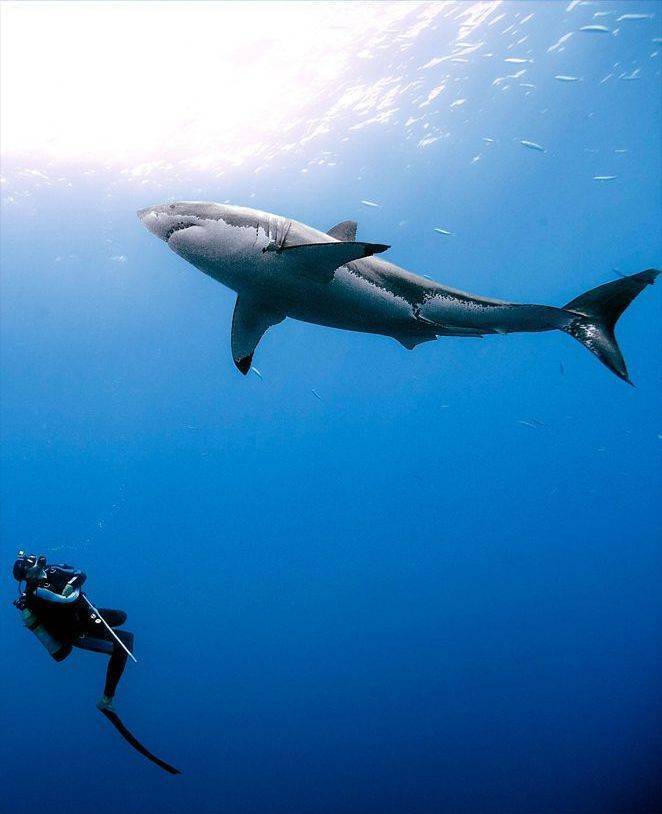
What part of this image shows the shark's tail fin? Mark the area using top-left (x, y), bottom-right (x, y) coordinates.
top-left (562, 269), bottom-right (659, 384)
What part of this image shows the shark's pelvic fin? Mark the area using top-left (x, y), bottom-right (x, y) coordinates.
top-left (327, 220), bottom-right (358, 242)
top-left (394, 333), bottom-right (438, 350)
top-left (279, 241), bottom-right (390, 283)
top-left (231, 296), bottom-right (285, 374)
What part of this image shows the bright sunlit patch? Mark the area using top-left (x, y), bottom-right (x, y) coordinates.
top-left (0, 1), bottom-right (426, 167)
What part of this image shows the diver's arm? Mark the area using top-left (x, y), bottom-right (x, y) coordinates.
top-left (34, 586), bottom-right (80, 604)
top-left (68, 570), bottom-right (87, 590)
top-left (62, 571), bottom-right (86, 596)
top-left (52, 565), bottom-right (87, 592)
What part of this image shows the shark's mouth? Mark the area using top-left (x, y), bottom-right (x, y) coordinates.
top-left (165, 221), bottom-right (198, 243)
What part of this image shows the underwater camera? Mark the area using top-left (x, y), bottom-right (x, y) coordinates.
top-left (13, 551), bottom-right (46, 583)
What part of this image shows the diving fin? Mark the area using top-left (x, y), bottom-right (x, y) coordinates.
top-left (99, 708), bottom-right (181, 775)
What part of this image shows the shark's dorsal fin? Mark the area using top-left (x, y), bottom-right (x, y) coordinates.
top-left (231, 296), bottom-right (285, 374)
top-left (327, 220), bottom-right (357, 241)
top-left (277, 241), bottom-right (389, 283)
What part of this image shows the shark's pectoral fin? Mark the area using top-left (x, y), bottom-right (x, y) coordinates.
top-left (231, 296), bottom-right (285, 374)
top-left (327, 220), bottom-right (358, 241)
top-left (280, 241), bottom-right (390, 283)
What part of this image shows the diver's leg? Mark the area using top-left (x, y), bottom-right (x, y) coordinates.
top-left (98, 630), bottom-right (134, 711)
top-left (103, 649), bottom-right (127, 699)
top-left (97, 609), bottom-right (127, 628)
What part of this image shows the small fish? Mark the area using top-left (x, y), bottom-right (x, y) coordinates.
top-left (311, 389), bottom-right (322, 401)
top-left (482, 137), bottom-right (495, 143)
top-left (614, 148), bottom-right (628, 153)
top-left (617, 13), bottom-right (653, 22)
top-left (505, 57), bottom-right (529, 63)
top-left (593, 175), bottom-right (617, 181)
top-left (433, 227), bottom-right (453, 236)
top-left (548, 32), bottom-right (573, 53)
top-left (360, 199), bottom-right (381, 208)
top-left (580, 24), bottom-right (611, 33)
top-left (250, 366), bottom-right (263, 380)
top-left (517, 420), bottom-right (540, 429)
top-left (555, 75), bottom-right (580, 82)
top-left (559, 362), bottom-right (565, 375)
top-left (520, 139), bottom-right (545, 152)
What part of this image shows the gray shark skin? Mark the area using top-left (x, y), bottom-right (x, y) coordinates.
top-left (138, 202), bottom-right (658, 383)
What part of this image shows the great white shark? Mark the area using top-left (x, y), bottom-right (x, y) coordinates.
top-left (138, 202), bottom-right (658, 383)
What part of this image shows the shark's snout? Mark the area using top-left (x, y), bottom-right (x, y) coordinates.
top-left (138, 202), bottom-right (212, 246)
top-left (137, 205), bottom-right (170, 240)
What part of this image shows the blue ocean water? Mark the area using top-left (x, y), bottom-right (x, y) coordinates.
top-left (1, 2), bottom-right (661, 812)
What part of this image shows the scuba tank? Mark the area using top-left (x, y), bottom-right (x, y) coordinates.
top-left (19, 604), bottom-right (72, 662)
top-left (13, 552), bottom-right (73, 662)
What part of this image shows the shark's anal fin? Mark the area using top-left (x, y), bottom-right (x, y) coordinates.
top-left (231, 296), bottom-right (285, 374)
top-left (279, 241), bottom-right (389, 283)
top-left (327, 220), bottom-right (358, 241)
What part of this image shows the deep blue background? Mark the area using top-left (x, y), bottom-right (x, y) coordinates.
top-left (1, 2), bottom-right (661, 812)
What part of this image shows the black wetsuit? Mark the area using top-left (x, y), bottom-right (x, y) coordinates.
top-left (23, 563), bottom-right (134, 698)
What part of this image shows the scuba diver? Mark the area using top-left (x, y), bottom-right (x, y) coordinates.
top-left (13, 551), bottom-right (133, 711)
top-left (13, 551), bottom-right (180, 774)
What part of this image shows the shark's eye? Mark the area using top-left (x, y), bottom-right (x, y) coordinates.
top-left (169, 204), bottom-right (176, 210)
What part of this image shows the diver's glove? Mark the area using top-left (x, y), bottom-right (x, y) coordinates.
top-left (62, 584), bottom-right (74, 598)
